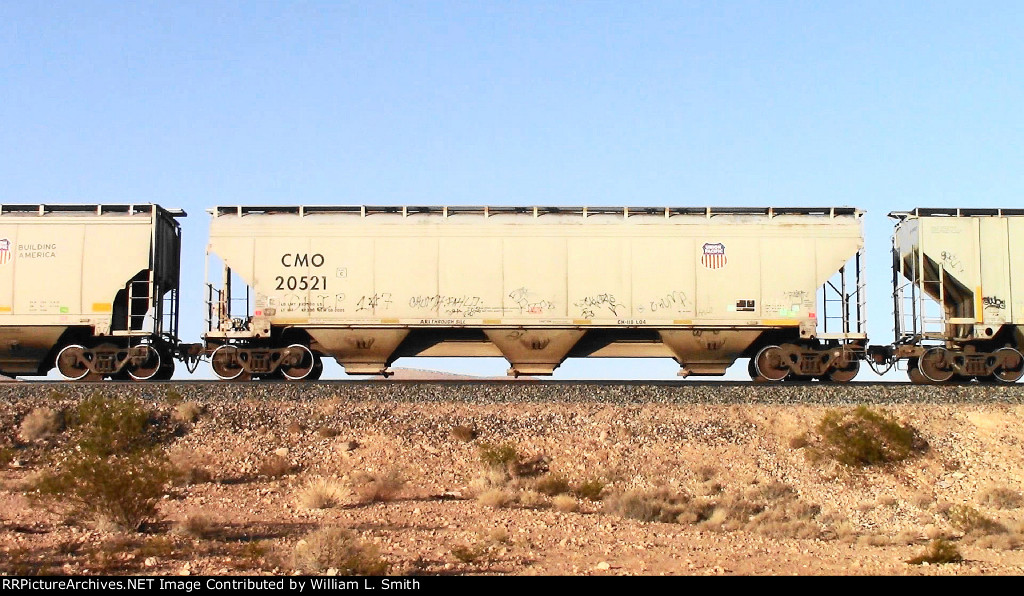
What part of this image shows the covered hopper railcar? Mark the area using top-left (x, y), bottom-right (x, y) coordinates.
top-left (870, 208), bottom-right (1024, 383)
top-left (202, 205), bottom-right (868, 382)
top-left (0, 204), bottom-right (194, 380)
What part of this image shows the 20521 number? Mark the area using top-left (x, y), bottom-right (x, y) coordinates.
top-left (275, 275), bottom-right (327, 291)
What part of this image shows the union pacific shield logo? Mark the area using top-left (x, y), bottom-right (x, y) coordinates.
top-left (0, 238), bottom-right (10, 265)
top-left (701, 242), bottom-right (727, 269)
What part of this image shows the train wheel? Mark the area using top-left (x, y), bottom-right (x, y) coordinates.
top-left (826, 360), bottom-right (860, 383)
top-left (754, 346), bottom-right (789, 382)
top-left (56, 345), bottom-right (92, 381)
top-left (127, 345), bottom-right (162, 381)
top-left (907, 361), bottom-right (929, 384)
top-left (281, 344), bottom-right (317, 380)
top-left (994, 348), bottom-right (1024, 383)
top-left (747, 358), bottom-right (767, 382)
top-left (307, 356), bottom-right (324, 381)
top-left (154, 358), bottom-right (176, 380)
top-left (919, 347), bottom-right (955, 383)
top-left (211, 345), bottom-right (247, 380)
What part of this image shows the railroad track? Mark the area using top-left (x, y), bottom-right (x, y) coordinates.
top-left (3, 379), bottom-right (1024, 405)
top-left (3, 378), bottom-right (1020, 387)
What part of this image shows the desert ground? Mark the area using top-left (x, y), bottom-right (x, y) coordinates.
top-left (2, 379), bottom-right (1024, 576)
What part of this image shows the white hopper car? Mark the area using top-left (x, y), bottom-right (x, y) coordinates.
top-left (203, 206), bottom-right (867, 381)
top-left (871, 208), bottom-right (1024, 383)
top-left (0, 204), bottom-right (188, 380)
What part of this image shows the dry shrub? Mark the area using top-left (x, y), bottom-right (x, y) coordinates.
top-left (351, 469), bottom-right (405, 503)
top-left (70, 395), bottom-right (156, 457)
top-left (552, 494), bottom-right (579, 513)
top-left (471, 443), bottom-right (554, 503)
top-left (32, 395), bottom-right (171, 531)
top-left (287, 421), bottom-right (305, 434)
top-left (517, 490), bottom-right (547, 508)
top-left (451, 545), bottom-right (485, 564)
top-left (479, 442), bottom-right (519, 469)
top-left (895, 529), bottom-right (923, 545)
top-left (835, 522), bottom-right (859, 543)
top-left (258, 455), bottom-right (293, 478)
top-left (478, 442), bottom-right (548, 478)
top-left (973, 533), bottom-right (1024, 550)
top-left (574, 478), bottom-right (606, 501)
top-left (809, 406), bottom-right (927, 467)
top-left (227, 541), bottom-right (270, 570)
top-left (169, 451), bottom-right (213, 486)
top-left (33, 452), bottom-right (172, 532)
top-left (534, 475), bottom-right (571, 497)
top-left (907, 539), bottom-right (963, 565)
top-left (299, 477), bottom-right (349, 509)
top-left (20, 407), bottom-right (64, 441)
top-left (603, 489), bottom-right (692, 523)
top-left (515, 454), bottom-right (550, 478)
top-left (751, 482), bottom-right (796, 501)
top-left (673, 500), bottom-right (716, 525)
top-left (172, 514), bottom-right (217, 539)
top-left (451, 528), bottom-right (511, 565)
top-left (292, 527), bottom-right (389, 575)
top-left (478, 489), bottom-right (514, 509)
top-left (451, 425), bottom-right (477, 442)
top-left (172, 402), bottom-right (204, 424)
top-left (979, 486), bottom-right (1023, 510)
top-left (947, 505), bottom-right (1007, 535)
top-left (700, 483), bottom-right (823, 538)
top-left (858, 533), bottom-right (891, 547)
top-left (705, 493), bottom-right (764, 529)
top-left (487, 527), bottom-right (511, 544)
top-left (746, 500), bottom-right (822, 539)
top-left (470, 468), bottom-right (512, 495)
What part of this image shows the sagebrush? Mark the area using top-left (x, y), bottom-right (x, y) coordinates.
top-left (478, 442), bottom-right (520, 470)
top-left (292, 527), bottom-right (389, 575)
top-left (810, 406), bottom-right (927, 466)
top-left (299, 477), bottom-right (349, 509)
top-left (603, 489), bottom-right (693, 523)
top-left (34, 451), bottom-right (172, 531)
top-left (947, 504), bottom-right (1006, 535)
top-left (574, 478), bottom-right (606, 501)
top-left (70, 394), bottom-right (156, 457)
top-left (351, 469), bottom-right (405, 503)
top-left (907, 539), bottom-right (963, 565)
top-left (979, 486), bottom-right (1023, 510)
top-left (32, 396), bottom-right (171, 531)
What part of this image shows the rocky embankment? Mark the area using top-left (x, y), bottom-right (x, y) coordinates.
top-left (1, 381), bottom-right (1024, 575)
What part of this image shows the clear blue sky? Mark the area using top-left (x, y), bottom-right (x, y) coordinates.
top-left (3, 1), bottom-right (1022, 379)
